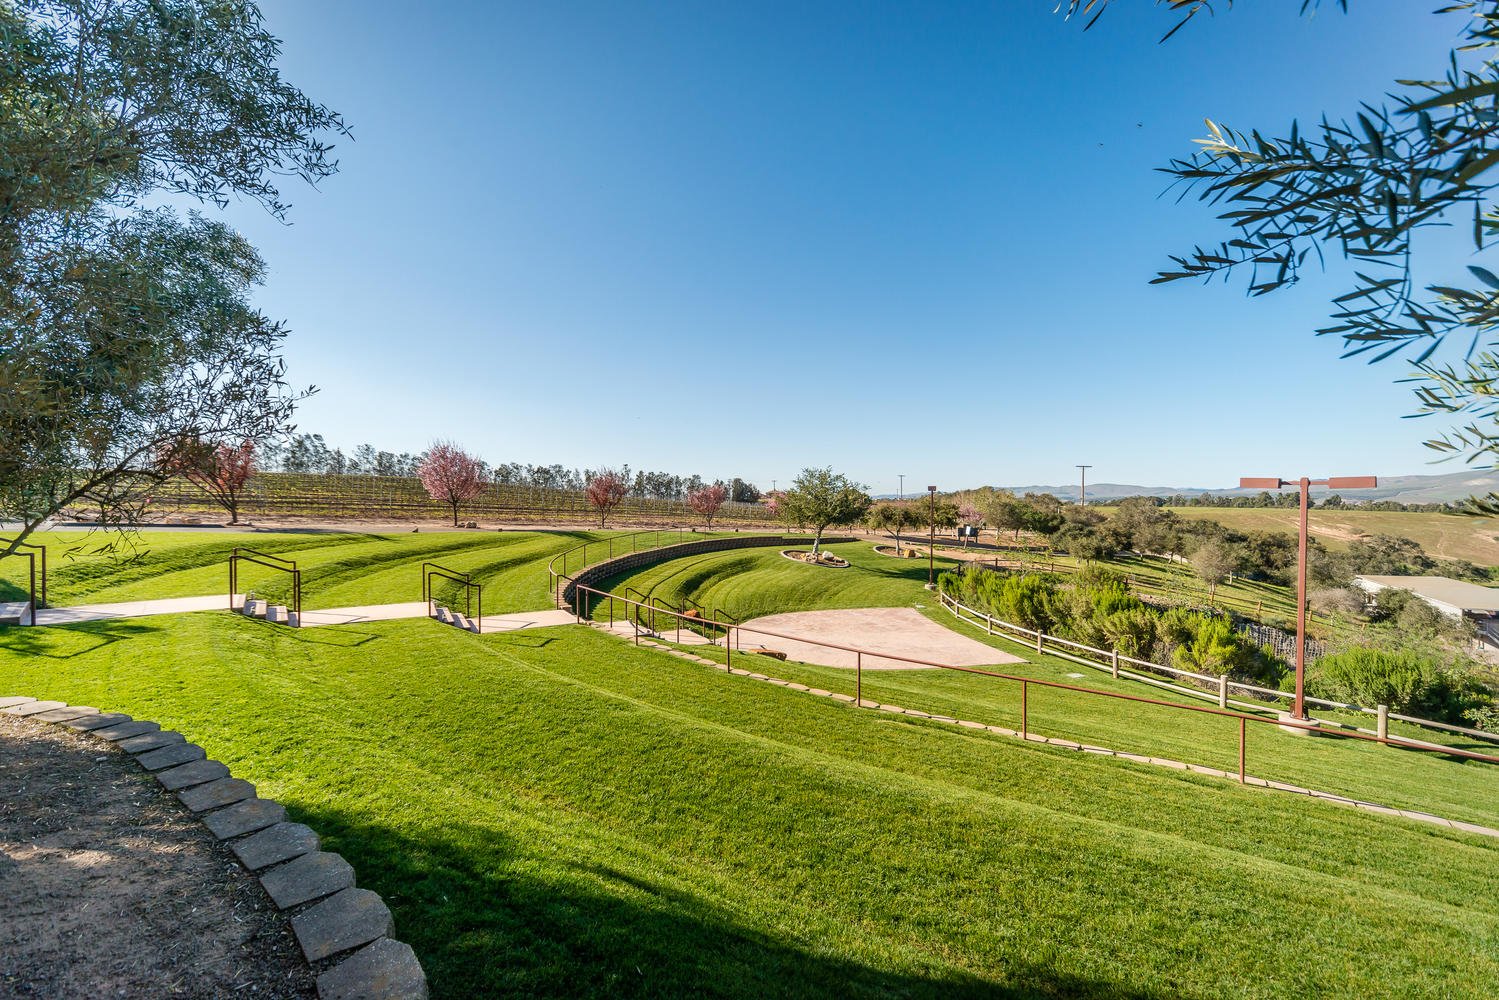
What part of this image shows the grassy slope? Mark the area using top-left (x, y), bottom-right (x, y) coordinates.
top-left (1, 616), bottom-right (1496, 998)
top-left (0, 529), bottom-right (615, 612)
top-left (1166, 507), bottom-right (1499, 564)
top-left (602, 542), bottom-right (1499, 827)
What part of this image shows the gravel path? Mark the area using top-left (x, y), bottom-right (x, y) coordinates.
top-left (0, 714), bottom-right (315, 998)
top-left (740, 607), bottom-right (1027, 670)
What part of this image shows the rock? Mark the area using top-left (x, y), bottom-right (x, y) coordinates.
top-left (156, 758), bottom-right (230, 791)
top-left (136, 742), bottom-right (207, 771)
top-left (177, 777), bottom-right (256, 813)
top-left (259, 851), bottom-right (355, 909)
top-left (93, 720), bottom-right (161, 741)
top-left (230, 821), bottom-right (319, 871)
top-left (316, 938), bottom-right (427, 1000)
top-left (201, 797), bottom-right (286, 840)
top-left (117, 730), bottom-right (185, 754)
top-left (292, 887), bottom-right (394, 961)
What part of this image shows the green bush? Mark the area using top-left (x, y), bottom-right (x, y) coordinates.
top-left (1305, 647), bottom-right (1492, 724)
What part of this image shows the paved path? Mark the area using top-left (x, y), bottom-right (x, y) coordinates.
top-left (296, 602), bottom-right (431, 627)
top-left (473, 609), bottom-right (577, 633)
top-left (739, 607), bottom-right (1026, 670)
top-left (35, 595), bottom-right (242, 625)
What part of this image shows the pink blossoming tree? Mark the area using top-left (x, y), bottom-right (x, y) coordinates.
top-left (686, 483), bottom-right (728, 528)
top-left (160, 437), bottom-right (257, 525)
top-left (584, 468), bottom-right (629, 527)
top-left (418, 441), bottom-right (487, 526)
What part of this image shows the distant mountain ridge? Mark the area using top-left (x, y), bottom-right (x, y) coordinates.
top-left (962, 470), bottom-right (1499, 506)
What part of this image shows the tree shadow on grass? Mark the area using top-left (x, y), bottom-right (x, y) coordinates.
top-left (294, 803), bottom-right (1167, 1000)
top-left (0, 619), bottom-right (160, 659)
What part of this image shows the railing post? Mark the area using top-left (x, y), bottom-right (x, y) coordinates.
top-left (1110, 649), bottom-right (1119, 679)
top-left (1239, 716), bottom-right (1246, 783)
top-left (609, 596), bottom-right (614, 628)
top-left (857, 651), bottom-right (863, 705)
top-left (1218, 674), bottom-right (1229, 709)
top-left (1035, 630), bottom-right (1043, 655)
top-left (1021, 680), bottom-right (1028, 739)
top-left (986, 613), bottom-right (993, 635)
top-left (1377, 703), bottom-right (1389, 741)
top-left (726, 628), bottom-right (733, 671)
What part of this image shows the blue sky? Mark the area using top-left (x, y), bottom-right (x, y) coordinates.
top-left (219, 1), bottom-right (1472, 494)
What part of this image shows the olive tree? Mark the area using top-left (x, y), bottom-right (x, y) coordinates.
top-left (778, 468), bottom-right (872, 556)
top-left (0, 1), bottom-right (346, 558)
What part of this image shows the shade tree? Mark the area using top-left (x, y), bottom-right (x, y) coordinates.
top-left (161, 438), bottom-right (258, 525)
top-left (686, 483), bottom-right (728, 528)
top-left (777, 468), bottom-right (872, 555)
top-left (585, 469), bottom-right (630, 528)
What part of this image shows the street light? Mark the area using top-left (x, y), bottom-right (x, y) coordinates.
top-left (927, 485), bottom-right (937, 587)
top-left (1077, 465), bottom-right (1092, 508)
top-left (1239, 474), bottom-right (1378, 720)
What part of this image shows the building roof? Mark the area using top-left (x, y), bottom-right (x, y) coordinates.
top-left (1354, 575), bottom-right (1499, 613)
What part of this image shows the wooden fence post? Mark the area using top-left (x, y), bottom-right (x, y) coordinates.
top-left (1110, 650), bottom-right (1119, 680)
top-left (1035, 630), bottom-right (1043, 655)
top-left (1377, 704), bottom-right (1389, 741)
top-left (1218, 674), bottom-right (1229, 709)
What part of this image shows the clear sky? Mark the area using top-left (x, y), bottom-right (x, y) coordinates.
top-left (217, 0), bottom-right (1473, 495)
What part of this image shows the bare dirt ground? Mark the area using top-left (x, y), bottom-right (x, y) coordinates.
top-left (740, 607), bottom-right (1026, 670)
top-left (0, 715), bottom-right (314, 999)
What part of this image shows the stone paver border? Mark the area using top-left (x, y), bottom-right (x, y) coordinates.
top-left (0, 695), bottom-right (428, 1000)
top-left (584, 625), bottom-right (1499, 842)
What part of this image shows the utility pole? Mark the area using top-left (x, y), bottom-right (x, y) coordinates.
top-left (1240, 474), bottom-right (1377, 720)
top-left (927, 485), bottom-right (937, 587)
top-left (898, 474), bottom-right (905, 500)
top-left (1076, 465), bottom-right (1092, 507)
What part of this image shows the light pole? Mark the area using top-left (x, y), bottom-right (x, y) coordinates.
top-left (1239, 474), bottom-right (1377, 720)
top-left (927, 485), bottom-right (937, 587)
top-left (1077, 465), bottom-right (1092, 508)
top-left (898, 474), bottom-right (905, 500)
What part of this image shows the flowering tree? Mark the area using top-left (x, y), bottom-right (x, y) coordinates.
top-left (585, 468), bottom-right (629, 527)
top-left (686, 483), bottom-right (728, 528)
top-left (161, 437), bottom-right (257, 524)
top-left (418, 441), bottom-right (487, 526)
top-left (762, 491), bottom-right (783, 519)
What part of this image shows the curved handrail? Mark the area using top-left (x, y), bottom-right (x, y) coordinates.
top-left (232, 546), bottom-right (297, 569)
top-left (420, 561), bottom-right (470, 603)
top-left (229, 550), bottom-right (301, 615)
top-left (425, 566), bottom-right (482, 633)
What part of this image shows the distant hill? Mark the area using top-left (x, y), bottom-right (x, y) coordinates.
top-left (972, 470), bottom-right (1499, 506)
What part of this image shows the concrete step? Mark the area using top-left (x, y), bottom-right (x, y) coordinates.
top-left (0, 601), bottom-right (33, 626)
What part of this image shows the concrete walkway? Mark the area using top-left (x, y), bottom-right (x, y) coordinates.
top-left (474, 610), bottom-right (577, 633)
top-left (295, 602), bottom-right (430, 627)
top-left (739, 607), bottom-right (1026, 670)
top-left (35, 595), bottom-right (242, 626)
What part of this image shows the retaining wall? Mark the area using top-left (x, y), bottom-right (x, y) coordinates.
top-left (558, 535), bottom-right (856, 611)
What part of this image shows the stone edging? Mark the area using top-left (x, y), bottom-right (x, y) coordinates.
top-left (0, 696), bottom-right (427, 1000)
top-left (589, 625), bottom-right (1499, 842)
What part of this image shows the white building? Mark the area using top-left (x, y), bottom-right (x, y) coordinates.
top-left (1352, 575), bottom-right (1499, 622)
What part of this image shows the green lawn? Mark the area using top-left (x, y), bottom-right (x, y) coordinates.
top-left (0, 528), bottom-right (621, 613)
top-left (2, 615), bottom-right (1497, 998)
top-left (1165, 506), bottom-right (1499, 565)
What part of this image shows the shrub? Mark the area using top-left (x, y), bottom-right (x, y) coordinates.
top-left (1305, 647), bottom-right (1492, 723)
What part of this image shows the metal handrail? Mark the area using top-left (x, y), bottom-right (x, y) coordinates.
top-left (425, 566), bottom-right (483, 634)
top-left (229, 550), bottom-right (301, 616)
top-left (232, 546), bottom-right (297, 569)
top-left (0, 538), bottom-right (46, 612)
top-left (420, 561), bottom-right (470, 603)
top-left (570, 581), bottom-right (1499, 770)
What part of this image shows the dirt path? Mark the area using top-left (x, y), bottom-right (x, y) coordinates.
top-left (0, 715), bottom-right (314, 998)
top-left (740, 607), bottom-right (1027, 670)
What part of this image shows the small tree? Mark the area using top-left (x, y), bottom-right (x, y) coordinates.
top-left (162, 438), bottom-right (257, 525)
top-left (585, 468), bottom-right (629, 527)
top-left (1192, 540), bottom-right (1236, 605)
top-left (687, 483), bottom-right (728, 528)
top-left (866, 502), bottom-right (922, 554)
top-left (418, 441), bottom-right (487, 526)
top-left (987, 495), bottom-right (1030, 542)
top-left (778, 468), bottom-right (872, 555)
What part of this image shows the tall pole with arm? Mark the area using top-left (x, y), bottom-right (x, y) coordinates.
top-left (1240, 474), bottom-right (1377, 719)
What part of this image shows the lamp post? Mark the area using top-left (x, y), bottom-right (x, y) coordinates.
top-left (927, 485), bottom-right (937, 587)
top-left (1239, 474), bottom-right (1378, 720)
top-left (1077, 465), bottom-right (1092, 508)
